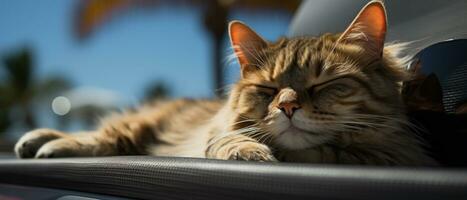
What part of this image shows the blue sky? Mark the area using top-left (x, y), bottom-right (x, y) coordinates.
top-left (0, 0), bottom-right (292, 103)
top-left (0, 0), bottom-right (293, 135)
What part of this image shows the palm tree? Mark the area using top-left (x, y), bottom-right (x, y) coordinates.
top-left (144, 80), bottom-right (172, 101)
top-left (0, 48), bottom-right (72, 134)
top-left (73, 0), bottom-right (301, 96)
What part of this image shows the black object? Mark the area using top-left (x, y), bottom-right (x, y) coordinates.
top-left (406, 39), bottom-right (467, 166)
top-left (0, 156), bottom-right (467, 200)
top-left (410, 111), bottom-right (467, 166)
top-left (411, 39), bottom-right (467, 113)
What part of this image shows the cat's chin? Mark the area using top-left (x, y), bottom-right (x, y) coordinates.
top-left (274, 125), bottom-right (330, 150)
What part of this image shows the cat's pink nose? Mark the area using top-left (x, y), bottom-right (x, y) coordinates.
top-left (277, 102), bottom-right (301, 118)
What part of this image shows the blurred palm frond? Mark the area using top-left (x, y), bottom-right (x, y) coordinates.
top-left (0, 48), bottom-right (73, 134)
top-left (74, 0), bottom-right (301, 96)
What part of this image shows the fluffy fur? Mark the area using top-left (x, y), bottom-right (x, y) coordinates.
top-left (15, 1), bottom-right (436, 165)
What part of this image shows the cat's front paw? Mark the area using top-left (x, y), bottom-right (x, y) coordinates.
top-left (15, 129), bottom-right (66, 158)
top-left (229, 143), bottom-right (277, 162)
top-left (34, 138), bottom-right (82, 158)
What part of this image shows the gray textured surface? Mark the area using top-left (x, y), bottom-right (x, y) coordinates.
top-left (0, 156), bottom-right (467, 200)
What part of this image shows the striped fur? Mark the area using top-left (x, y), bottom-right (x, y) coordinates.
top-left (14, 35), bottom-right (435, 165)
top-left (15, 1), bottom-right (436, 165)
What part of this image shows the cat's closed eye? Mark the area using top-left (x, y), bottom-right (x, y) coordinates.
top-left (326, 84), bottom-right (353, 97)
top-left (308, 82), bottom-right (355, 100)
top-left (307, 86), bottom-right (316, 97)
top-left (255, 85), bottom-right (278, 97)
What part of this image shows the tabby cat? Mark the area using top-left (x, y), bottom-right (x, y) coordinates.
top-left (15, 1), bottom-right (436, 165)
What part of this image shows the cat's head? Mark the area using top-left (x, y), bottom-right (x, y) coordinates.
top-left (227, 1), bottom-right (409, 150)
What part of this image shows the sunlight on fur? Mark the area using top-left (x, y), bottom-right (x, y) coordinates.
top-left (14, 1), bottom-right (436, 166)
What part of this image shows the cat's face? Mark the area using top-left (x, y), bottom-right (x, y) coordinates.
top-left (228, 3), bottom-right (408, 150)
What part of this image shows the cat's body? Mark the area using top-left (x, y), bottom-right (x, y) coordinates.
top-left (15, 1), bottom-right (436, 165)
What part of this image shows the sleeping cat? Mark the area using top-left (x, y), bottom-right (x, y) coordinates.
top-left (15, 1), bottom-right (436, 165)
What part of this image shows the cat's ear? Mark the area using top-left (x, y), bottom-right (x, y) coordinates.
top-left (337, 1), bottom-right (387, 56)
top-left (229, 20), bottom-right (267, 77)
